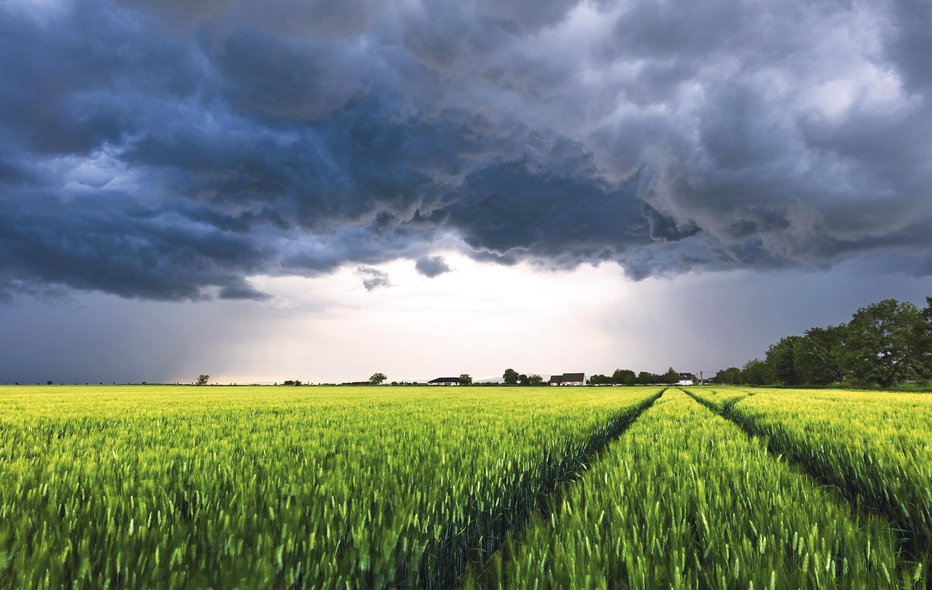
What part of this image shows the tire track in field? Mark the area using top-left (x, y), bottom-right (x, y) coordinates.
top-left (441, 388), bottom-right (666, 590)
top-left (681, 387), bottom-right (930, 566)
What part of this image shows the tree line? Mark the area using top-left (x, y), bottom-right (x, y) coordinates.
top-left (502, 367), bottom-right (686, 386)
top-left (586, 368), bottom-right (683, 386)
top-left (502, 369), bottom-right (544, 385)
top-left (714, 298), bottom-right (931, 388)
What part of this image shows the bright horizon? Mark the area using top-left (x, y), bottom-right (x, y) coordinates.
top-left (2, 253), bottom-right (928, 385)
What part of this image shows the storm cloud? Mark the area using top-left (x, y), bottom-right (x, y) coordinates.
top-left (415, 255), bottom-right (451, 278)
top-left (1, 0), bottom-right (930, 300)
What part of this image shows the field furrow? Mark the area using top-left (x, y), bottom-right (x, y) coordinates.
top-left (687, 387), bottom-right (932, 561)
top-left (469, 389), bottom-right (919, 589)
top-left (0, 386), bottom-right (660, 589)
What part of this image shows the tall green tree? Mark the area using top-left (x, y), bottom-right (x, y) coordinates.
top-left (742, 359), bottom-right (772, 386)
top-left (502, 368), bottom-right (519, 385)
top-left (587, 374), bottom-right (613, 385)
top-left (637, 371), bottom-right (660, 385)
top-left (713, 367), bottom-right (743, 385)
top-left (845, 299), bottom-right (922, 387)
top-left (793, 325), bottom-right (845, 385)
top-left (914, 297), bottom-right (932, 379)
top-left (663, 367), bottom-right (679, 384)
top-left (369, 372), bottom-right (387, 385)
top-left (766, 336), bottom-right (802, 385)
top-left (611, 369), bottom-right (637, 385)
top-left (458, 374), bottom-right (473, 386)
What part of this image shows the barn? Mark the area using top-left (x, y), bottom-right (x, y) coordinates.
top-left (549, 373), bottom-right (585, 386)
top-left (427, 377), bottom-right (460, 386)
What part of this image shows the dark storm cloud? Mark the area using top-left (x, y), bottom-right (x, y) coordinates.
top-left (0, 193), bottom-right (271, 300)
top-left (0, 0), bottom-right (929, 300)
top-left (415, 255), bottom-right (451, 278)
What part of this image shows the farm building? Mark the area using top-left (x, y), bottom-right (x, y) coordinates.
top-left (549, 373), bottom-right (586, 386)
top-left (427, 377), bottom-right (460, 386)
top-left (677, 373), bottom-right (697, 386)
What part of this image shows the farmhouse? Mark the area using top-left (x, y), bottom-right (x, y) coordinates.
top-left (677, 373), bottom-right (697, 386)
top-left (549, 373), bottom-right (586, 386)
top-left (427, 377), bottom-right (460, 386)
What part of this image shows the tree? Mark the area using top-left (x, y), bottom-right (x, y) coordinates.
top-left (611, 369), bottom-right (637, 385)
top-left (458, 374), bottom-right (473, 386)
top-left (663, 367), bottom-right (679, 385)
top-left (503, 368), bottom-right (519, 385)
top-left (792, 336), bottom-right (830, 386)
top-left (369, 372), bottom-right (387, 385)
top-left (587, 374), bottom-right (613, 385)
top-left (793, 325), bottom-right (845, 385)
top-left (713, 367), bottom-right (743, 385)
top-left (528, 374), bottom-right (544, 386)
top-left (766, 336), bottom-right (802, 385)
top-left (914, 297), bottom-right (932, 379)
top-left (845, 299), bottom-right (922, 387)
top-left (196, 374), bottom-right (209, 386)
top-left (518, 374), bottom-right (530, 386)
top-left (637, 371), bottom-right (660, 384)
top-left (742, 359), bottom-right (772, 386)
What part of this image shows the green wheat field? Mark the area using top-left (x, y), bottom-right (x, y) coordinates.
top-left (0, 385), bottom-right (928, 588)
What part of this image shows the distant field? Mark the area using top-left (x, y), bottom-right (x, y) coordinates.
top-left (0, 386), bottom-right (928, 588)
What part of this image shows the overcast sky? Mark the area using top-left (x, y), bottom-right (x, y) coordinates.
top-left (1, 0), bottom-right (929, 384)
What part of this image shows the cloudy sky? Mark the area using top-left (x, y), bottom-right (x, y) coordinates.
top-left (1, 0), bottom-right (929, 384)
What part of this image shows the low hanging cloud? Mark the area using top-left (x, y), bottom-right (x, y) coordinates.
top-left (415, 256), bottom-right (451, 278)
top-left (0, 0), bottom-right (929, 301)
top-left (357, 267), bottom-right (390, 291)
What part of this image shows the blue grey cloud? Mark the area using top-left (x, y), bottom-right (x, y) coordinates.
top-left (357, 266), bottom-right (389, 291)
top-left (415, 255), bottom-right (451, 278)
top-left (0, 0), bottom-right (929, 301)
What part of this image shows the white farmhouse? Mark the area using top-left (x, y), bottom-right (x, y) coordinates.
top-left (549, 372), bottom-right (586, 386)
top-left (677, 373), bottom-right (697, 386)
